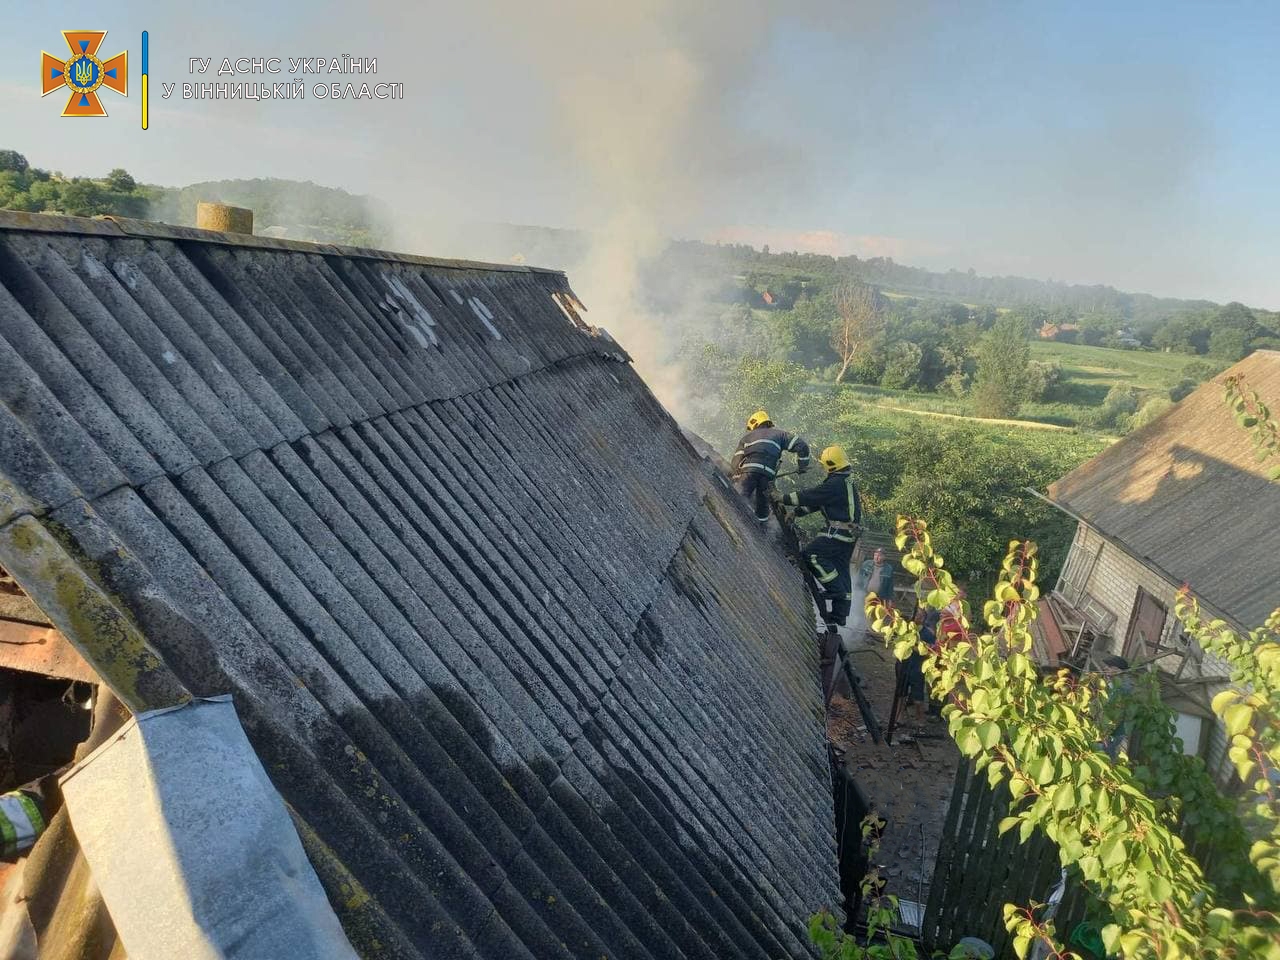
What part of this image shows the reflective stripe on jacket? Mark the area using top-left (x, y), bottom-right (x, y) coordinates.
top-left (782, 467), bottom-right (861, 526)
top-left (730, 426), bottom-right (810, 476)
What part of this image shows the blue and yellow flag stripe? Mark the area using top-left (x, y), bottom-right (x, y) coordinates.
top-left (141, 31), bottom-right (149, 129)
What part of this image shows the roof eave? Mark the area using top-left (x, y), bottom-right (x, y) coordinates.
top-left (1031, 488), bottom-right (1250, 635)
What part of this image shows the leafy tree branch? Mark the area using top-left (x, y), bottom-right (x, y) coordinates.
top-left (867, 520), bottom-right (1280, 958)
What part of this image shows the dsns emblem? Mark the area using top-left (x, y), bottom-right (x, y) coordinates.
top-left (42, 31), bottom-right (127, 117)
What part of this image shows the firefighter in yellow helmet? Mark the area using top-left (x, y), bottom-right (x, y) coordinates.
top-left (730, 410), bottom-right (811, 525)
top-left (772, 444), bottom-right (861, 626)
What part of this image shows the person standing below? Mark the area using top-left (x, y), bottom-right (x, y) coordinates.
top-left (1100, 655), bottom-right (1132, 760)
top-left (896, 608), bottom-right (934, 728)
top-left (730, 410), bottom-right (811, 526)
top-left (773, 444), bottom-right (860, 626)
top-left (859, 548), bottom-right (895, 603)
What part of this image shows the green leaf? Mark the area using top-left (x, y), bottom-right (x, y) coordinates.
top-left (987, 760), bottom-right (1005, 788)
top-left (1148, 873), bottom-right (1173, 902)
top-left (1078, 853), bottom-right (1100, 881)
top-left (1052, 782), bottom-right (1076, 812)
top-left (1120, 930), bottom-right (1147, 954)
top-left (1028, 753), bottom-right (1055, 785)
top-left (998, 816), bottom-right (1020, 836)
top-left (1100, 924), bottom-right (1121, 954)
top-left (1224, 702), bottom-right (1254, 737)
top-left (1211, 689), bottom-right (1240, 714)
top-left (977, 720), bottom-right (1001, 750)
top-left (1099, 833), bottom-right (1127, 870)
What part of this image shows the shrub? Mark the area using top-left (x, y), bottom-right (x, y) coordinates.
top-left (942, 369), bottom-right (971, 397)
top-left (1023, 360), bottom-right (1062, 402)
top-left (1182, 359), bottom-right (1224, 382)
top-left (1169, 378), bottom-right (1197, 403)
top-left (847, 348), bottom-right (886, 386)
top-left (1129, 397), bottom-right (1174, 431)
top-left (1102, 384), bottom-right (1139, 416)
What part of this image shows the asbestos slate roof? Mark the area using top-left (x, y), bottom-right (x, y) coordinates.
top-left (0, 211), bottom-right (837, 959)
top-left (1048, 350), bottom-right (1280, 630)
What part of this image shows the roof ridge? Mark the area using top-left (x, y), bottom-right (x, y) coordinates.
top-left (0, 210), bottom-right (567, 276)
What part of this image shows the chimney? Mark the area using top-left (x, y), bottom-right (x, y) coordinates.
top-left (196, 202), bottom-right (253, 235)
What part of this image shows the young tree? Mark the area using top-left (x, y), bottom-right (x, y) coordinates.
top-left (972, 313), bottom-right (1031, 418)
top-left (879, 341), bottom-right (923, 390)
top-left (58, 180), bottom-right (109, 217)
top-left (831, 279), bottom-right (885, 384)
top-left (0, 149), bottom-right (28, 174)
top-left (855, 384), bottom-right (1280, 958)
top-left (105, 167), bottom-right (136, 193)
top-left (770, 294), bottom-right (840, 369)
top-left (1210, 327), bottom-right (1252, 362)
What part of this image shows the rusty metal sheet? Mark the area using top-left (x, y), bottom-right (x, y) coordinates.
top-left (0, 621), bottom-right (100, 684)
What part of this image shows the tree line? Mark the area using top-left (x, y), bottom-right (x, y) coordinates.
top-left (655, 237), bottom-right (1278, 337)
top-left (0, 150), bottom-right (385, 247)
top-left (0, 149), bottom-right (148, 218)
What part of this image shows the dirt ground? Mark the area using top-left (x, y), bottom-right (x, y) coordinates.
top-left (826, 630), bottom-right (960, 922)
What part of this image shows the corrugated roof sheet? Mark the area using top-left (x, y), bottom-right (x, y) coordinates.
top-left (0, 212), bottom-right (837, 958)
top-left (1048, 350), bottom-right (1280, 629)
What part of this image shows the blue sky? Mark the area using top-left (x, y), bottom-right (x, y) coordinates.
top-left (3, 1), bottom-right (1278, 307)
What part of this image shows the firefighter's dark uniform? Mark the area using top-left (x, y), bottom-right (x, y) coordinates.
top-left (730, 426), bottom-right (810, 523)
top-left (782, 467), bottom-right (861, 625)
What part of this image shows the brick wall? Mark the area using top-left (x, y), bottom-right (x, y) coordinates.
top-left (1071, 525), bottom-right (1182, 655)
top-left (1059, 522), bottom-right (1239, 785)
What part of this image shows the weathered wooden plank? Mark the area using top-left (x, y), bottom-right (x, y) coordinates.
top-left (922, 758), bottom-right (971, 949)
top-left (980, 806), bottom-right (1028, 951)
top-left (944, 763), bottom-right (997, 945)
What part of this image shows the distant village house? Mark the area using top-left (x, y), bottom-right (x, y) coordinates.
top-left (1038, 350), bottom-right (1280, 784)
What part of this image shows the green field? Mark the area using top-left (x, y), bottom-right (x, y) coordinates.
top-left (1029, 340), bottom-right (1198, 390)
top-left (816, 341), bottom-right (1212, 434)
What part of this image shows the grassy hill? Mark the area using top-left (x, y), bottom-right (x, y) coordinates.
top-left (820, 341), bottom-right (1207, 433)
top-left (1029, 340), bottom-right (1201, 391)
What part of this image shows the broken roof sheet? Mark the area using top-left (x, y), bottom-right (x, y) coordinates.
top-left (1048, 350), bottom-right (1280, 630)
top-left (0, 211), bottom-right (837, 958)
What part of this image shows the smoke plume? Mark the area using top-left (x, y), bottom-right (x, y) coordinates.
top-left (366, 0), bottom-right (833, 419)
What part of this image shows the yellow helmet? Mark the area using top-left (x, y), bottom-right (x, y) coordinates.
top-left (746, 410), bottom-right (771, 430)
top-left (819, 445), bottom-right (850, 472)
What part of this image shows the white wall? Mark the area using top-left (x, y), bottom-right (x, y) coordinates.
top-left (1173, 712), bottom-right (1203, 757)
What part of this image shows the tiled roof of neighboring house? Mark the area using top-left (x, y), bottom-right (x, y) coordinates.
top-left (1048, 350), bottom-right (1280, 630)
top-left (0, 211), bottom-right (837, 958)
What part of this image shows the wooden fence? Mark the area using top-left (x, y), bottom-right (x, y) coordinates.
top-left (921, 760), bottom-right (1096, 956)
